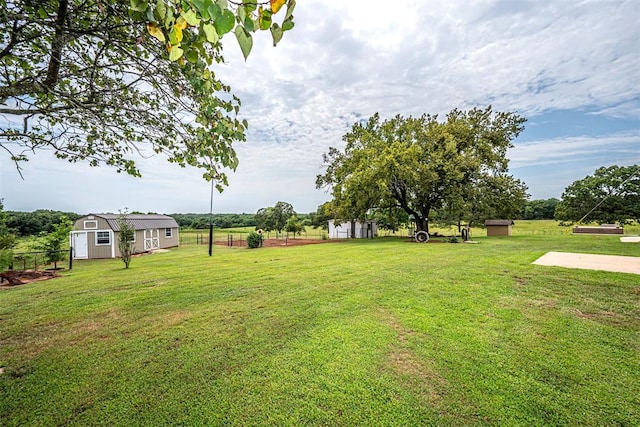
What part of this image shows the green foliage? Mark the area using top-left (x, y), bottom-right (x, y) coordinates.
top-left (0, 200), bottom-right (16, 271)
top-left (246, 230), bottom-right (263, 248)
top-left (116, 209), bottom-right (135, 268)
top-left (371, 207), bottom-right (409, 233)
top-left (1, 0), bottom-right (295, 188)
top-left (32, 216), bottom-right (72, 265)
top-left (523, 198), bottom-right (559, 220)
top-left (255, 201), bottom-right (296, 233)
top-left (317, 107), bottom-right (528, 233)
top-left (5, 210), bottom-right (81, 237)
top-left (555, 165), bottom-right (640, 224)
top-left (170, 213), bottom-right (256, 229)
top-left (308, 202), bottom-right (336, 230)
top-left (285, 215), bottom-right (304, 237)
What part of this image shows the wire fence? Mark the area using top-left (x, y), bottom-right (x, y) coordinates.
top-left (8, 248), bottom-right (73, 272)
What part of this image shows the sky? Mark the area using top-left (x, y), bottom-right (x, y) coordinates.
top-left (1, 0), bottom-right (639, 214)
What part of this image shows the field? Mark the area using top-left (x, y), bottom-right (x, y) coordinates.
top-left (1, 221), bottom-right (639, 425)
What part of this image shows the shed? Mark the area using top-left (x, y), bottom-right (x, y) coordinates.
top-left (485, 220), bottom-right (514, 236)
top-left (70, 213), bottom-right (179, 259)
top-left (328, 219), bottom-right (377, 239)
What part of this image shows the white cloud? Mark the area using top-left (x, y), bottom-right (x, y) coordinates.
top-left (509, 132), bottom-right (640, 169)
top-left (2, 0), bottom-right (639, 212)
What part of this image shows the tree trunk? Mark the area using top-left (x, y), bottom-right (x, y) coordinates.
top-left (350, 220), bottom-right (356, 238)
top-left (415, 217), bottom-right (429, 233)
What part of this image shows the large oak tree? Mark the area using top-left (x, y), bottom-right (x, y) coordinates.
top-left (316, 107), bottom-right (528, 233)
top-left (1, 0), bottom-right (295, 189)
top-left (555, 165), bottom-right (640, 224)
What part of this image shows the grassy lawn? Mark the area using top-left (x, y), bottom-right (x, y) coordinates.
top-left (1, 231), bottom-right (639, 425)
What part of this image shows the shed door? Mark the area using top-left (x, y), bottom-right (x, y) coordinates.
top-left (72, 232), bottom-right (88, 259)
top-left (144, 229), bottom-right (160, 251)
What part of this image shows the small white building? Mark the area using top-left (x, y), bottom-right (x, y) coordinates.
top-left (328, 220), bottom-right (377, 239)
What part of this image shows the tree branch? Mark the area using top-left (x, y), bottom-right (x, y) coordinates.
top-left (44, 0), bottom-right (69, 89)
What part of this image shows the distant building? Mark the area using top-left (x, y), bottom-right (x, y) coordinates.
top-left (484, 220), bottom-right (514, 236)
top-left (70, 214), bottom-right (179, 259)
top-left (328, 220), bottom-right (377, 239)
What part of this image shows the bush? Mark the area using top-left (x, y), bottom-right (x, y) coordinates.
top-left (247, 231), bottom-right (263, 249)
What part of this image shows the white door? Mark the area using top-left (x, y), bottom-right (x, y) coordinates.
top-left (71, 232), bottom-right (88, 259)
top-left (144, 229), bottom-right (160, 250)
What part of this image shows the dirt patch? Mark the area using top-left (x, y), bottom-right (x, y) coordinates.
top-left (377, 309), bottom-right (445, 403)
top-left (0, 270), bottom-right (60, 288)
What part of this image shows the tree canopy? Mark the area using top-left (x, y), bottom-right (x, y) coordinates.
top-left (555, 165), bottom-right (640, 224)
top-left (255, 201), bottom-right (295, 233)
top-left (0, 200), bottom-right (16, 270)
top-left (1, 0), bottom-right (295, 189)
top-left (523, 198), bottom-right (559, 220)
top-left (316, 107), bottom-right (528, 233)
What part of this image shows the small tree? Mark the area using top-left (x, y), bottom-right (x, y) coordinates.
top-left (285, 216), bottom-right (304, 238)
top-left (255, 202), bottom-right (296, 235)
top-left (33, 216), bottom-right (72, 268)
top-left (116, 210), bottom-right (135, 268)
top-left (246, 231), bottom-right (263, 249)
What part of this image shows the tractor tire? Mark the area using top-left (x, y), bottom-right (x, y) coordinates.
top-left (415, 231), bottom-right (429, 243)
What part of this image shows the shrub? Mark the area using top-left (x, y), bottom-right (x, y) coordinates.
top-left (247, 231), bottom-right (263, 249)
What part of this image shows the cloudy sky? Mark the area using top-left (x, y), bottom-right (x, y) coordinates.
top-left (1, 0), bottom-right (639, 214)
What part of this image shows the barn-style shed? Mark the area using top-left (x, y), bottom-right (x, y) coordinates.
top-left (484, 220), bottom-right (514, 236)
top-left (70, 214), bottom-right (179, 259)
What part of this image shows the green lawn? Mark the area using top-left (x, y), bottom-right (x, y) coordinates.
top-left (1, 231), bottom-right (639, 425)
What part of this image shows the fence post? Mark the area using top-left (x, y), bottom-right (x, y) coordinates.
top-left (69, 247), bottom-right (73, 270)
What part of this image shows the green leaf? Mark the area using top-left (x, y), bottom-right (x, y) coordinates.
top-left (202, 23), bottom-right (219, 43)
top-left (169, 45), bottom-right (184, 61)
top-left (146, 6), bottom-right (155, 21)
top-left (130, 0), bottom-right (148, 13)
top-left (155, 0), bottom-right (167, 20)
top-left (244, 16), bottom-right (255, 32)
top-left (235, 26), bottom-right (253, 61)
top-left (214, 9), bottom-right (235, 35)
top-left (192, 0), bottom-right (207, 13)
top-left (185, 49), bottom-right (199, 63)
top-left (181, 9), bottom-right (200, 26)
top-left (207, 3), bottom-right (221, 20)
top-left (285, 0), bottom-right (296, 21)
top-left (270, 23), bottom-right (283, 46)
top-left (259, 9), bottom-right (272, 30)
top-left (282, 18), bottom-right (294, 32)
top-left (216, 0), bottom-right (228, 9)
top-left (237, 5), bottom-right (246, 23)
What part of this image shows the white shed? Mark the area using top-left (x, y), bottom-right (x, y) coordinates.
top-left (327, 220), bottom-right (377, 239)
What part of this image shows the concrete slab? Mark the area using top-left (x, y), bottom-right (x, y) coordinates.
top-left (533, 252), bottom-right (640, 275)
top-left (621, 236), bottom-right (640, 243)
